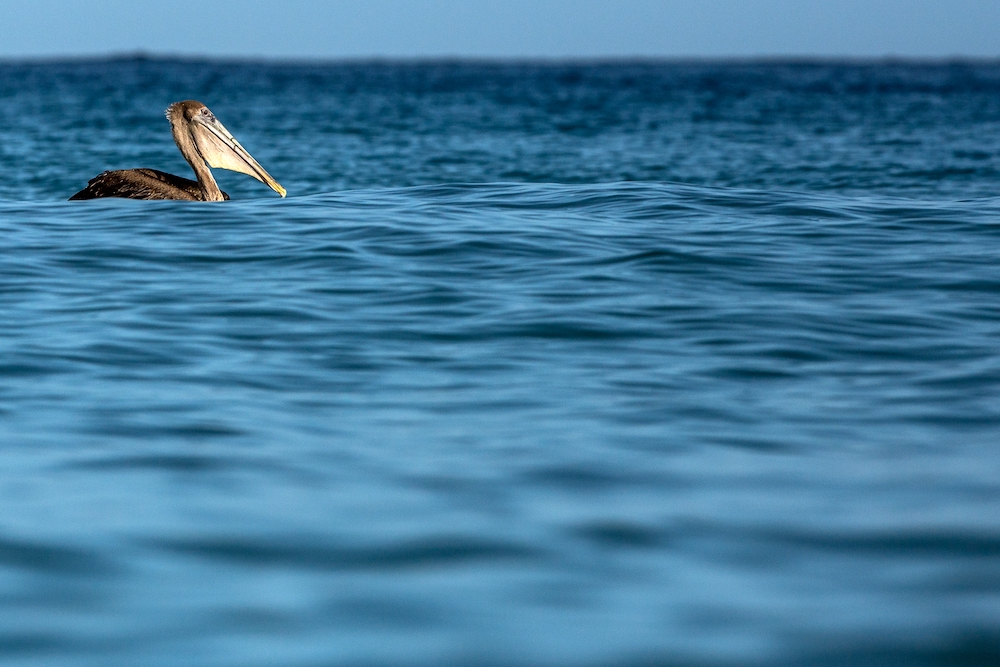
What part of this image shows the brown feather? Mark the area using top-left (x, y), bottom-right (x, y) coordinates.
top-left (69, 169), bottom-right (229, 201)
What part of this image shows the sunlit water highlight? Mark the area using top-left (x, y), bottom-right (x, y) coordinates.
top-left (0, 59), bottom-right (999, 666)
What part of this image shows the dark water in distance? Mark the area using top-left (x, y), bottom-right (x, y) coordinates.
top-left (0, 59), bottom-right (999, 666)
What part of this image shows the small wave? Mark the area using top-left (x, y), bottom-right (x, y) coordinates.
top-left (146, 534), bottom-right (542, 570)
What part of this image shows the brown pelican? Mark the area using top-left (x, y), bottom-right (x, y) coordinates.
top-left (70, 100), bottom-right (286, 201)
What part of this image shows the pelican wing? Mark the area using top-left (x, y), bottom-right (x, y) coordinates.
top-left (190, 115), bottom-right (286, 197)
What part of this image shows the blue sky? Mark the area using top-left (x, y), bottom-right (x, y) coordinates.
top-left (1, 0), bottom-right (997, 59)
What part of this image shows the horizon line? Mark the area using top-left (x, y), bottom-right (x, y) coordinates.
top-left (1, 51), bottom-right (999, 66)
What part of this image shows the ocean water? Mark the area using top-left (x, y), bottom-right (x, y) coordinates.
top-left (0, 58), bottom-right (999, 666)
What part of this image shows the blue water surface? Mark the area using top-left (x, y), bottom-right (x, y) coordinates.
top-left (0, 59), bottom-right (999, 666)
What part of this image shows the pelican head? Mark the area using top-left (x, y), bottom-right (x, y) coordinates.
top-left (167, 100), bottom-right (286, 198)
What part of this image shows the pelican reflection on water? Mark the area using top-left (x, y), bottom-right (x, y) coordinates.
top-left (70, 101), bottom-right (286, 201)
